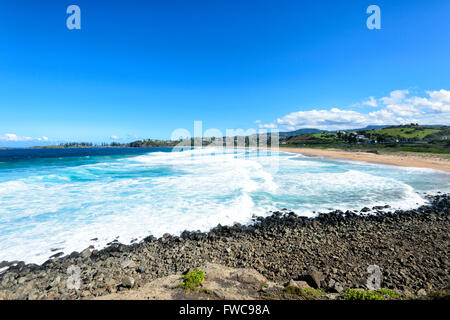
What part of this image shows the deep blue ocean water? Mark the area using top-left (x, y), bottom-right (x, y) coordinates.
top-left (0, 147), bottom-right (171, 163)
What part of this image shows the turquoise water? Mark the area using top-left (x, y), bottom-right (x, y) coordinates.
top-left (0, 147), bottom-right (449, 265)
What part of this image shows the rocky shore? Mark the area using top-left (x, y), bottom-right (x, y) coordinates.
top-left (0, 194), bottom-right (449, 300)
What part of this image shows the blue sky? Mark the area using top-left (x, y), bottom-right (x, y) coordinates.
top-left (1, 0), bottom-right (450, 147)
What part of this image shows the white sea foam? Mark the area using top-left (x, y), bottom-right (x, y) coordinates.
top-left (0, 147), bottom-right (448, 264)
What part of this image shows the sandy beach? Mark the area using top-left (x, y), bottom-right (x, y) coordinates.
top-left (277, 147), bottom-right (450, 173)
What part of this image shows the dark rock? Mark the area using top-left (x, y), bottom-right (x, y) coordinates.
top-left (69, 251), bottom-right (79, 259)
top-left (302, 269), bottom-right (324, 289)
top-left (0, 193), bottom-right (448, 300)
top-left (137, 266), bottom-right (147, 273)
top-left (49, 252), bottom-right (64, 259)
top-left (0, 260), bottom-right (20, 268)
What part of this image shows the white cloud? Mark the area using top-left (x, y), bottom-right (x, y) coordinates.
top-left (367, 109), bottom-right (399, 123)
top-left (257, 89), bottom-right (450, 130)
top-left (0, 133), bottom-right (32, 141)
top-left (363, 96), bottom-right (378, 107)
top-left (271, 108), bottom-right (368, 131)
top-left (0, 133), bottom-right (50, 142)
top-left (385, 104), bottom-right (421, 117)
top-left (36, 136), bottom-right (49, 142)
top-left (258, 123), bottom-right (277, 129)
top-left (408, 89), bottom-right (450, 113)
top-left (380, 89), bottom-right (422, 117)
top-left (380, 89), bottom-right (409, 105)
top-left (428, 89), bottom-right (450, 103)
top-left (110, 135), bottom-right (119, 140)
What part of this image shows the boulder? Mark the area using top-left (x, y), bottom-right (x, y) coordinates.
top-left (302, 269), bottom-right (324, 289)
top-left (121, 276), bottom-right (135, 288)
top-left (80, 248), bottom-right (91, 259)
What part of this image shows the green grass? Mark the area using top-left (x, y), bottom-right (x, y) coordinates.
top-left (375, 127), bottom-right (440, 139)
top-left (376, 289), bottom-right (401, 299)
top-left (284, 285), bottom-right (324, 299)
top-left (303, 287), bottom-right (325, 296)
top-left (311, 133), bottom-right (340, 141)
top-left (285, 285), bottom-right (303, 295)
top-left (180, 269), bottom-right (205, 291)
top-left (281, 125), bottom-right (449, 154)
top-left (342, 289), bottom-right (404, 300)
top-left (342, 289), bottom-right (386, 300)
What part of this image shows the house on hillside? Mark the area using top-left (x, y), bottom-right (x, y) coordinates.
top-left (356, 135), bottom-right (370, 143)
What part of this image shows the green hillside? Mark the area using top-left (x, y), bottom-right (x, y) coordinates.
top-left (361, 126), bottom-right (442, 140)
top-left (281, 124), bottom-right (450, 154)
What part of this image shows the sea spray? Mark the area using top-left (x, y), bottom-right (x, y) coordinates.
top-left (0, 147), bottom-right (448, 264)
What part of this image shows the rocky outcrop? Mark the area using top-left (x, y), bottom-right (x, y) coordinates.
top-left (0, 194), bottom-right (449, 300)
top-left (97, 263), bottom-right (282, 300)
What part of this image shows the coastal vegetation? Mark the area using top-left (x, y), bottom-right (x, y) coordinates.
top-left (341, 289), bottom-right (387, 300)
top-left (35, 139), bottom-right (182, 149)
top-left (180, 269), bottom-right (205, 291)
top-left (284, 285), bottom-right (325, 299)
top-left (19, 124), bottom-right (449, 155)
top-left (127, 139), bottom-right (182, 148)
top-left (340, 288), bottom-right (408, 300)
top-left (376, 289), bottom-right (401, 299)
top-left (279, 124), bottom-right (450, 154)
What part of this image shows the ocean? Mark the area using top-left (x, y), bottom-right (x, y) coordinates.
top-left (0, 147), bottom-right (449, 265)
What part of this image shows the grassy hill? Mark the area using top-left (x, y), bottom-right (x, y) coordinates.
top-left (281, 124), bottom-right (450, 154)
top-left (372, 127), bottom-right (440, 139)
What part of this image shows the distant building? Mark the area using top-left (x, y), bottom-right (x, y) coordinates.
top-left (356, 135), bottom-right (369, 141)
top-left (355, 134), bottom-right (370, 144)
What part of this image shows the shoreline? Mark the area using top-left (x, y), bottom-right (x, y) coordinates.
top-left (0, 190), bottom-right (439, 268)
top-left (1, 193), bottom-right (448, 300)
top-left (0, 147), bottom-right (448, 273)
top-left (4, 145), bottom-right (450, 172)
top-left (0, 146), bottom-right (176, 150)
top-left (277, 147), bottom-right (450, 173)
